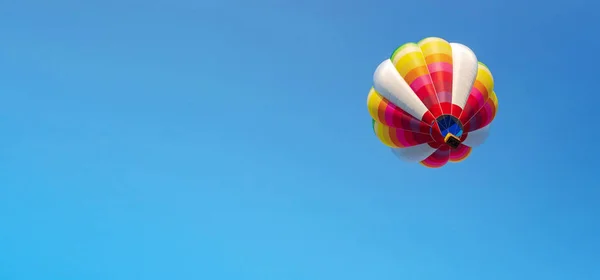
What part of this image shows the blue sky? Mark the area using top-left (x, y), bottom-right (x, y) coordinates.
top-left (0, 0), bottom-right (598, 279)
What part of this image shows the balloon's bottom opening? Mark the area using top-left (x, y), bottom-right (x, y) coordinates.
top-left (434, 115), bottom-right (464, 149)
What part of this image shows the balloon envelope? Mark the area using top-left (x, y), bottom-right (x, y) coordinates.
top-left (367, 37), bottom-right (498, 168)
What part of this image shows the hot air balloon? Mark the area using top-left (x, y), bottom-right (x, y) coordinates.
top-left (367, 37), bottom-right (498, 168)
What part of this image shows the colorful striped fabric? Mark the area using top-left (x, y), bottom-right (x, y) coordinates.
top-left (368, 37), bottom-right (499, 168)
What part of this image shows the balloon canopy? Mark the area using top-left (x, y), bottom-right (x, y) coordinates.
top-left (367, 37), bottom-right (498, 168)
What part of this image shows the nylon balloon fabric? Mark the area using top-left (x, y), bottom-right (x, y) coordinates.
top-left (367, 37), bottom-right (499, 168)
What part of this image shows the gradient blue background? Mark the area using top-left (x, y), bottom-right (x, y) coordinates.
top-left (1, 0), bottom-right (598, 279)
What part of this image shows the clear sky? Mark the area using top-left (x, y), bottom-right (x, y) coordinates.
top-left (0, 0), bottom-right (598, 279)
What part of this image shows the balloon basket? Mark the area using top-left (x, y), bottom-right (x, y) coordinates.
top-left (444, 134), bottom-right (461, 149)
